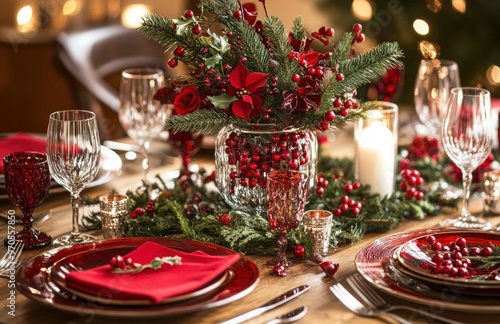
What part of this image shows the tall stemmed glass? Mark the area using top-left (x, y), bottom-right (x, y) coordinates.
top-left (118, 68), bottom-right (166, 186)
top-left (414, 59), bottom-right (461, 198)
top-left (266, 170), bottom-right (308, 268)
top-left (47, 110), bottom-right (101, 246)
top-left (3, 152), bottom-right (52, 249)
top-left (440, 87), bottom-right (493, 229)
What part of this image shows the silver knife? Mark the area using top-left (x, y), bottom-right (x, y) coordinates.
top-left (219, 285), bottom-right (310, 324)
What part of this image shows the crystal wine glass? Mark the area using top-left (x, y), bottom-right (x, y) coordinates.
top-left (46, 110), bottom-right (101, 246)
top-left (3, 152), bottom-right (52, 249)
top-left (266, 170), bottom-right (308, 268)
top-left (414, 59), bottom-right (461, 198)
top-left (440, 87), bottom-right (493, 229)
top-left (118, 68), bottom-right (166, 187)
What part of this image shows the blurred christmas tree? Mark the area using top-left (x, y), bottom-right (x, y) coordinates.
top-left (318, 0), bottom-right (500, 105)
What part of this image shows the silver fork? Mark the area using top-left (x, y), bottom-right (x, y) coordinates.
top-left (330, 283), bottom-right (412, 324)
top-left (347, 274), bottom-right (466, 324)
top-left (0, 241), bottom-right (24, 277)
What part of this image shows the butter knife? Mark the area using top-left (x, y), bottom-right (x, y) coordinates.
top-left (220, 285), bottom-right (310, 324)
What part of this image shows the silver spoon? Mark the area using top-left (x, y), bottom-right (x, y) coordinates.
top-left (264, 306), bottom-right (308, 324)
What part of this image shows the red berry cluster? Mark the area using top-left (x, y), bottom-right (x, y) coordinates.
top-left (320, 261), bottom-right (340, 277)
top-left (351, 23), bottom-right (365, 44)
top-left (332, 182), bottom-right (362, 217)
top-left (292, 244), bottom-right (340, 278)
top-left (273, 264), bottom-right (287, 277)
top-left (109, 254), bottom-right (135, 270)
top-left (425, 236), bottom-right (497, 279)
top-left (183, 192), bottom-right (215, 220)
top-left (311, 26), bottom-right (335, 45)
top-left (370, 66), bottom-right (403, 102)
top-left (399, 169), bottom-right (425, 200)
top-left (407, 135), bottom-right (440, 162)
top-left (130, 199), bottom-right (155, 219)
top-left (316, 174), bottom-right (329, 195)
top-left (224, 131), bottom-right (310, 193)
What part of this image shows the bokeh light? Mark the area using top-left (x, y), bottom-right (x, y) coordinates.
top-left (413, 19), bottom-right (429, 36)
top-left (352, 0), bottom-right (373, 21)
top-left (121, 4), bottom-right (150, 28)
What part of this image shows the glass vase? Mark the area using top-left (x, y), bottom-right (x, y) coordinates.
top-left (215, 123), bottom-right (318, 216)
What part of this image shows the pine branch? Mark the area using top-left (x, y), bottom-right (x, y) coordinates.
top-left (291, 16), bottom-right (306, 39)
top-left (166, 109), bottom-right (240, 134)
top-left (329, 32), bottom-right (355, 65)
top-left (239, 21), bottom-right (272, 73)
top-left (334, 42), bottom-right (404, 94)
top-left (263, 16), bottom-right (292, 65)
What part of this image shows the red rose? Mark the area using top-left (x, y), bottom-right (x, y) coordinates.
top-left (173, 85), bottom-right (202, 115)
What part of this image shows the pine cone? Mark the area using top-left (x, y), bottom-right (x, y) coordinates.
top-left (218, 213), bottom-right (232, 226)
top-left (308, 252), bottom-right (323, 264)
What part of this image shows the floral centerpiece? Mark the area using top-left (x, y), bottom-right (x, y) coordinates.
top-left (139, 0), bottom-right (403, 213)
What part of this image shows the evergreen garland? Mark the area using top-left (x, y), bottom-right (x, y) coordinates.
top-left (81, 153), bottom-right (458, 256)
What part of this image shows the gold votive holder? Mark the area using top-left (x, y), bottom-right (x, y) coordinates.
top-left (483, 170), bottom-right (500, 216)
top-left (303, 210), bottom-right (333, 257)
top-left (99, 194), bottom-right (128, 239)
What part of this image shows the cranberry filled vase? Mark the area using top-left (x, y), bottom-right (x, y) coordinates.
top-left (215, 124), bottom-right (318, 216)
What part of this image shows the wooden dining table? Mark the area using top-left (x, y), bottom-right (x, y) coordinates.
top-left (1, 128), bottom-right (500, 324)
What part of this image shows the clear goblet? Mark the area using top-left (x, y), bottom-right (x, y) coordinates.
top-left (440, 87), bottom-right (493, 229)
top-left (3, 152), bottom-right (52, 249)
top-left (46, 110), bottom-right (101, 246)
top-left (266, 170), bottom-right (308, 268)
top-left (118, 68), bottom-right (166, 186)
top-left (414, 59), bottom-right (461, 198)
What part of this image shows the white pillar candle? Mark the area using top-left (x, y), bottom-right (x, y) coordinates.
top-left (357, 122), bottom-right (395, 197)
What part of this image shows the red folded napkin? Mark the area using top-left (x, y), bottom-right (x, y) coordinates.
top-left (0, 133), bottom-right (46, 174)
top-left (64, 241), bottom-right (240, 304)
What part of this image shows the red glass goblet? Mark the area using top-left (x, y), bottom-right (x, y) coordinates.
top-left (3, 151), bottom-right (52, 249)
top-left (266, 170), bottom-right (308, 268)
top-left (168, 129), bottom-right (203, 174)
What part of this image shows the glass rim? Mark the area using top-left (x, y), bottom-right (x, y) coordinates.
top-left (228, 123), bottom-right (306, 134)
top-left (99, 194), bottom-right (128, 203)
top-left (420, 58), bottom-right (459, 70)
top-left (3, 151), bottom-right (47, 166)
top-left (450, 87), bottom-right (490, 97)
top-left (373, 101), bottom-right (398, 111)
top-left (49, 110), bottom-right (96, 122)
top-left (267, 169), bottom-right (308, 181)
top-left (304, 210), bottom-right (333, 219)
top-left (122, 67), bottom-right (164, 79)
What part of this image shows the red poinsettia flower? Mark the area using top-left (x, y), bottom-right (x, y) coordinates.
top-left (288, 33), bottom-right (313, 52)
top-left (299, 51), bottom-right (320, 66)
top-left (281, 76), bottom-right (321, 114)
top-left (228, 63), bottom-right (269, 121)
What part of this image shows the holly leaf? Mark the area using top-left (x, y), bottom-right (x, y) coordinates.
top-left (218, 35), bottom-right (230, 54)
top-left (203, 29), bottom-right (230, 54)
top-left (208, 94), bottom-right (238, 109)
top-left (203, 53), bottom-right (223, 68)
top-left (150, 257), bottom-right (164, 269)
top-left (172, 17), bottom-right (194, 36)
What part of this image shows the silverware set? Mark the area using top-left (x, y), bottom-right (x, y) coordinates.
top-left (331, 274), bottom-right (466, 324)
top-left (220, 285), bottom-right (309, 324)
